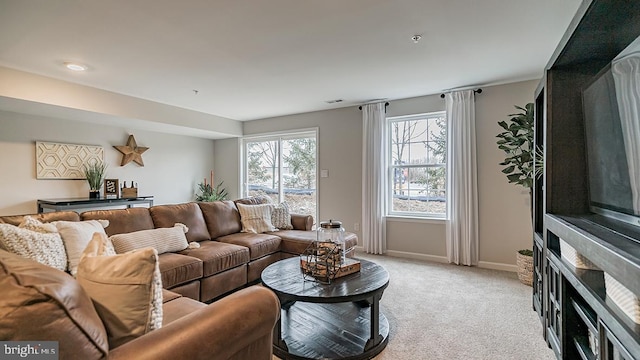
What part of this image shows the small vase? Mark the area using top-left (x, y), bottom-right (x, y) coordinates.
top-left (89, 190), bottom-right (101, 199)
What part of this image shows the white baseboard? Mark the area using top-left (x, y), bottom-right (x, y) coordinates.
top-left (477, 261), bottom-right (517, 273)
top-left (355, 246), bottom-right (516, 272)
top-left (385, 250), bottom-right (449, 264)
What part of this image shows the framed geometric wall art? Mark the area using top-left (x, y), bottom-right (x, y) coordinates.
top-left (36, 141), bottom-right (104, 179)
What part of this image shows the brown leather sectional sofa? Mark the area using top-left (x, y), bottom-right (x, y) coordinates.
top-left (0, 249), bottom-right (281, 359)
top-left (0, 198), bottom-right (358, 302)
top-left (0, 197), bottom-right (359, 359)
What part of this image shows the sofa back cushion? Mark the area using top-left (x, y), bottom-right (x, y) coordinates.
top-left (149, 203), bottom-right (209, 243)
top-left (198, 201), bottom-right (242, 239)
top-left (0, 250), bottom-right (109, 359)
top-left (0, 211), bottom-right (80, 226)
top-left (82, 208), bottom-right (154, 236)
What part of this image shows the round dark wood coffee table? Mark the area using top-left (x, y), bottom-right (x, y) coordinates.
top-left (261, 257), bottom-right (389, 360)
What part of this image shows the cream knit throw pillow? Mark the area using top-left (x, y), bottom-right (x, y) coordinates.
top-left (271, 202), bottom-right (293, 230)
top-left (0, 218), bottom-right (67, 271)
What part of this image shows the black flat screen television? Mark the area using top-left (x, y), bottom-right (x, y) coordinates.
top-left (582, 51), bottom-right (640, 228)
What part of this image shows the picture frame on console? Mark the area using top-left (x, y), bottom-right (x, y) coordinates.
top-left (104, 179), bottom-right (119, 199)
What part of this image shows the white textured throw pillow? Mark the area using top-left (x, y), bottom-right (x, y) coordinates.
top-left (272, 202), bottom-right (293, 230)
top-left (19, 216), bottom-right (59, 234)
top-left (109, 223), bottom-right (189, 255)
top-left (237, 203), bottom-right (278, 233)
top-left (77, 232), bottom-right (162, 348)
top-left (53, 220), bottom-right (110, 277)
top-left (0, 222), bottom-right (67, 271)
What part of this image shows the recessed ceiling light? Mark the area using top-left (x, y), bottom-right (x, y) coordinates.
top-left (64, 62), bottom-right (87, 71)
top-left (325, 99), bottom-right (343, 104)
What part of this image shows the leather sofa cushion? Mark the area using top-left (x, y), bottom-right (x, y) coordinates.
top-left (272, 230), bottom-right (358, 255)
top-left (162, 289), bottom-right (183, 303)
top-left (290, 214), bottom-right (314, 231)
top-left (217, 233), bottom-right (281, 260)
top-left (0, 250), bottom-right (108, 359)
top-left (198, 201), bottom-right (242, 238)
top-left (0, 211), bottom-right (80, 225)
top-left (150, 203), bottom-right (210, 243)
top-left (162, 295), bottom-right (206, 326)
top-left (158, 253), bottom-right (203, 288)
top-left (82, 208), bottom-right (154, 236)
top-left (179, 240), bottom-right (249, 277)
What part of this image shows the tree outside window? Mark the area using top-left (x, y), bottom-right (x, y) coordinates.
top-left (388, 112), bottom-right (447, 217)
top-left (244, 132), bottom-right (317, 220)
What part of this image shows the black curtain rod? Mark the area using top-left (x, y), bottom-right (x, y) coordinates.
top-left (358, 102), bottom-right (390, 111)
top-left (440, 88), bottom-right (483, 98)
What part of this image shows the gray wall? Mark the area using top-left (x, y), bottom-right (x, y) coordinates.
top-left (0, 110), bottom-right (215, 215)
top-left (215, 80), bottom-right (538, 269)
top-left (0, 78), bottom-right (538, 269)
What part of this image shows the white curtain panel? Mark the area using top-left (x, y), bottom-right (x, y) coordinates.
top-left (362, 102), bottom-right (387, 254)
top-left (445, 90), bottom-right (478, 266)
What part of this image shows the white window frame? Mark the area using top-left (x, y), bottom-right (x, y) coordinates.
top-left (386, 111), bottom-right (447, 220)
top-left (240, 128), bottom-right (319, 215)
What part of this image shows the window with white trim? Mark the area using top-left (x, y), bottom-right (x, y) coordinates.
top-left (242, 130), bottom-right (318, 221)
top-left (387, 111), bottom-right (447, 218)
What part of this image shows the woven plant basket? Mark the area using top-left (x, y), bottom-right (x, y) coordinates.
top-left (516, 251), bottom-right (534, 287)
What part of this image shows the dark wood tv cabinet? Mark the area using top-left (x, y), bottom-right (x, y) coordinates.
top-left (533, 1), bottom-right (640, 359)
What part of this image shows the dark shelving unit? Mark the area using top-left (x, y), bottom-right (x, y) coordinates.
top-left (535, 1), bottom-right (640, 359)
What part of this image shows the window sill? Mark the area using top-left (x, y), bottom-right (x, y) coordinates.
top-left (385, 215), bottom-right (446, 224)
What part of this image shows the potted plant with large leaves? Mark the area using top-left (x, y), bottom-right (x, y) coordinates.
top-left (496, 103), bottom-right (543, 286)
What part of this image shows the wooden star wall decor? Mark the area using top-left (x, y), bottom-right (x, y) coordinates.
top-left (113, 134), bottom-right (149, 166)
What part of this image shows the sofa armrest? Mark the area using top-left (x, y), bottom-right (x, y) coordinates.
top-left (291, 214), bottom-right (313, 231)
top-left (109, 285), bottom-right (280, 360)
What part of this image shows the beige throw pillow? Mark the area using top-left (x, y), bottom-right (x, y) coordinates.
top-left (236, 203), bottom-right (278, 233)
top-left (77, 233), bottom-right (162, 349)
top-left (109, 223), bottom-right (189, 255)
top-left (53, 220), bottom-right (110, 277)
top-left (0, 222), bottom-right (67, 271)
top-left (271, 202), bottom-right (293, 230)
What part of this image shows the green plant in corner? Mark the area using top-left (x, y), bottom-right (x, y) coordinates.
top-left (496, 103), bottom-right (543, 286)
top-left (195, 181), bottom-right (228, 202)
top-left (195, 171), bottom-right (228, 202)
top-left (83, 161), bottom-right (107, 191)
top-left (496, 103), bottom-right (543, 189)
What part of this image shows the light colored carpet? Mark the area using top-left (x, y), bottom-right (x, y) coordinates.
top-left (275, 252), bottom-right (555, 360)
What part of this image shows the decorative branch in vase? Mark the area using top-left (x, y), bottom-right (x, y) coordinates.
top-left (196, 170), bottom-right (228, 202)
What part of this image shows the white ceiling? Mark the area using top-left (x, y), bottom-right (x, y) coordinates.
top-left (0, 0), bottom-right (582, 122)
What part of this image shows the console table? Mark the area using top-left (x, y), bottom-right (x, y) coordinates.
top-left (37, 196), bottom-right (154, 213)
